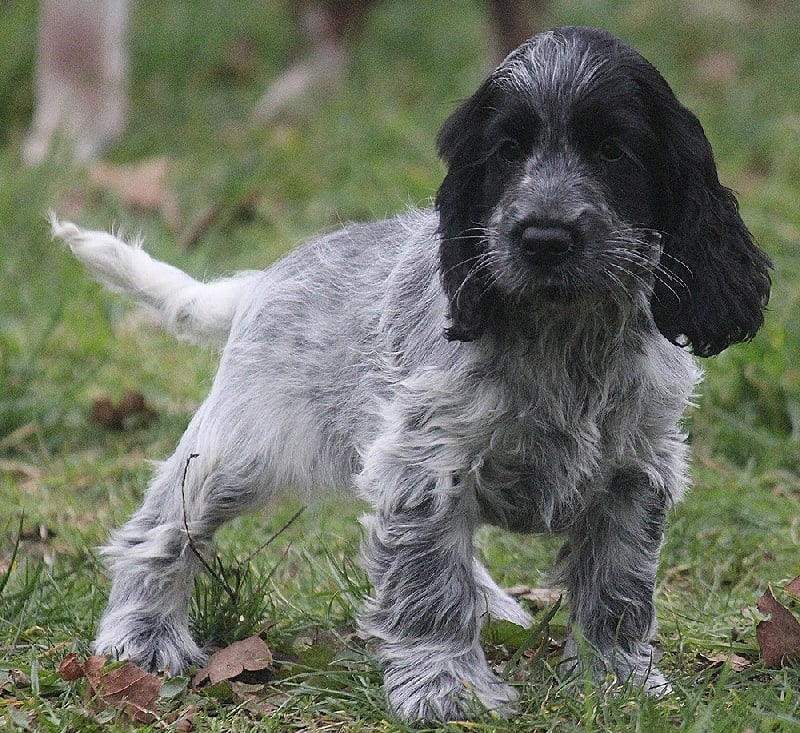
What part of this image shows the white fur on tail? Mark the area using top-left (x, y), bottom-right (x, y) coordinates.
top-left (51, 215), bottom-right (260, 344)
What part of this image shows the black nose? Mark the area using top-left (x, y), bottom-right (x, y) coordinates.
top-left (518, 224), bottom-right (575, 266)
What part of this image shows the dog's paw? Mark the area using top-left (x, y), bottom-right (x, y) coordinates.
top-left (480, 586), bottom-right (534, 628)
top-left (561, 635), bottom-right (673, 696)
top-left (631, 664), bottom-right (673, 697)
top-left (95, 613), bottom-right (206, 675)
top-left (472, 559), bottom-right (534, 628)
top-left (384, 647), bottom-right (517, 723)
top-left (612, 646), bottom-right (673, 696)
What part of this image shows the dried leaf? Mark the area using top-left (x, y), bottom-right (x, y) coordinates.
top-left (505, 584), bottom-right (564, 609)
top-left (172, 705), bottom-right (198, 731)
top-left (90, 661), bottom-right (162, 724)
top-left (91, 390), bottom-right (156, 431)
top-left (786, 575), bottom-right (800, 599)
top-left (88, 157), bottom-right (182, 229)
top-left (60, 655), bottom-right (163, 724)
top-left (756, 586), bottom-right (800, 668)
top-left (83, 655), bottom-right (107, 678)
top-left (58, 653), bottom-right (85, 681)
top-left (193, 636), bottom-right (273, 686)
top-left (91, 397), bottom-right (122, 430)
top-left (696, 651), bottom-right (751, 672)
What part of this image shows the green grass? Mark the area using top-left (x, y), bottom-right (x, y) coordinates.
top-left (2, 0), bottom-right (799, 729)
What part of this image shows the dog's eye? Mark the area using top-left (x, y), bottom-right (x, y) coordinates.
top-left (598, 138), bottom-right (627, 163)
top-left (496, 138), bottom-right (523, 163)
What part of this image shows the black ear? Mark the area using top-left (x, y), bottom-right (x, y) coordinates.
top-left (435, 78), bottom-right (501, 342)
top-left (641, 71), bottom-right (772, 357)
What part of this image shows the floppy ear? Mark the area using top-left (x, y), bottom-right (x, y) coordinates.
top-left (642, 72), bottom-right (772, 357)
top-left (435, 78), bottom-right (501, 342)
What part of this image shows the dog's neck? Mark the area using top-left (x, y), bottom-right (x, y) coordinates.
top-left (486, 294), bottom-right (655, 363)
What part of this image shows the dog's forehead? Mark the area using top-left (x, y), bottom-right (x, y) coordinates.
top-left (494, 29), bottom-right (628, 111)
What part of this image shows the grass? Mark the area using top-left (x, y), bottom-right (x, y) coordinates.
top-left (1, 0), bottom-right (799, 729)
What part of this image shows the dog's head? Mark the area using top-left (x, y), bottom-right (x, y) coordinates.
top-left (435, 26), bottom-right (771, 356)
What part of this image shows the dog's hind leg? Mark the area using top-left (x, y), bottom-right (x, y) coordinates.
top-left (473, 558), bottom-right (533, 628)
top-left (93, 394), bottom-right (277, 674)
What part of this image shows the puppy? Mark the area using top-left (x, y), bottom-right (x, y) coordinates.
top-left (54, 26), bottom-right (771, 723)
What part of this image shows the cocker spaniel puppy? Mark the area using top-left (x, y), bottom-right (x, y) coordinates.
top-left (53, 26), bottom-right (771, 723)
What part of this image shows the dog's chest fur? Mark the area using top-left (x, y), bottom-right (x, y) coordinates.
top-left (451, 313), bottom-right (698, 534)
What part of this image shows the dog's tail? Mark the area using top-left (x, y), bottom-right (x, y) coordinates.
top-left (51, 215), bottom-right (260, 344)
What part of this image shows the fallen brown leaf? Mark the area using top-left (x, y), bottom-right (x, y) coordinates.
top-left (193, 636), bottom-right (273, 687)
top-left (88, 157), bottom-right (182, 230)
top-left (91, 397), bottom-right (120, 429)
top-left (171, 705), bottom-right (198, 731)
top-left (786, 575), bottom-right (800, 599)
top-left (58, 653), bottom-right (85, 681)
top-left (505, 584), bottom-right (564, 609)
top-left (58, 654), bottom-right (163, 724)
top-left (91, 390), bottom-right (157, 431)
top-left (756, 586), bottom-right (800, 669)
top-left (91, 662), bottom-right (162, 723)
top-left (83, 654), bottom-right (107, 679)
top-left (696, 651), bottom-right (751, 672)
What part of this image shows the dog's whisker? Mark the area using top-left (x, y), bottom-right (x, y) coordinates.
top-left (658, 249), bottom-right (694, 275)
top-left (602, 261), bottom-right (653, 308)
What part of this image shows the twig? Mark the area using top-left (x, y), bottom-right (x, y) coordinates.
top-left (180, 456), bottom-right (306, 606)
top-left (0, 423), bottom-right (39, 452)
top-left (244, 505), bottom-right (306, 565)
top-left (179, 452), bottom-right (237, 604)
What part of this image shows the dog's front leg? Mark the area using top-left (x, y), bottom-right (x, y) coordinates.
top-left (559, 470), bottom-right (672, 693)
top-left (358, 464), bottom-right (517, 722)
